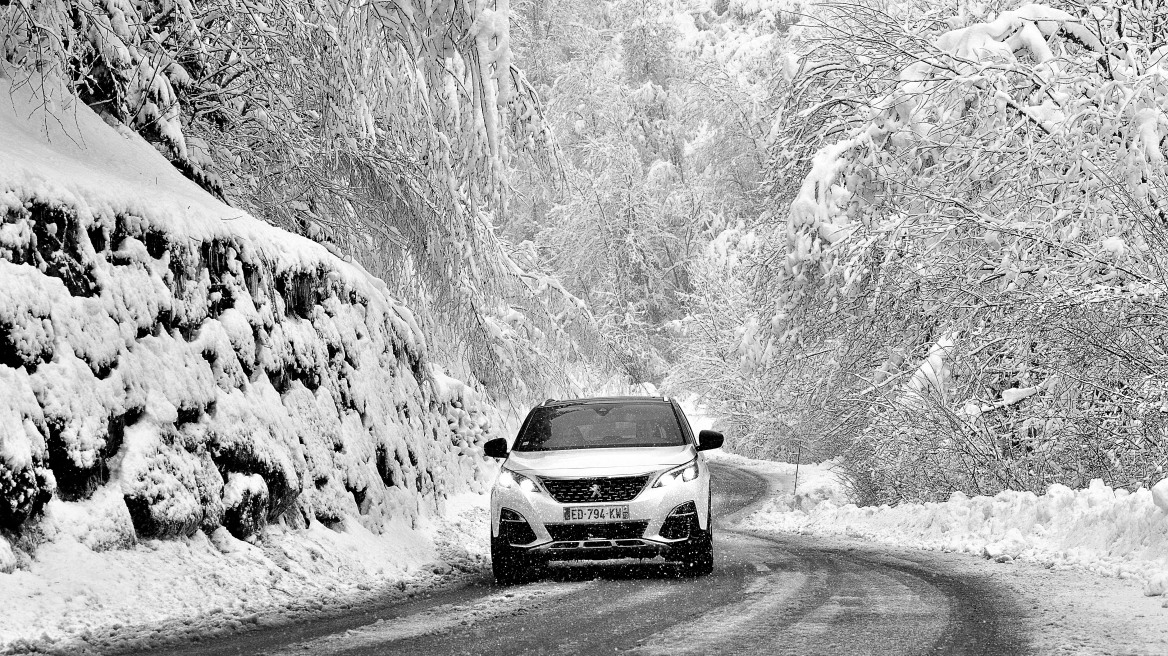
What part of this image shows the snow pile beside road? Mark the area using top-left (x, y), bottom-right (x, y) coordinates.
top-left (0, 490), bottom-right (492, 654)
top-left (0, 76), bottom-right (504, 651)
top-left (740, 460), bottom-right (1168, 597)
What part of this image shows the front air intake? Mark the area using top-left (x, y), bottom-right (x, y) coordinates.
top-left (499, 508), bottom-right (537, 545)
top-left (545, 520), bottom-right (650, 542)
top-left (659, 501), bottom-right (697, 540)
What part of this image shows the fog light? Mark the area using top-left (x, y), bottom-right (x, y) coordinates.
top-left (661, 501), bottom-right (697, 540)
top-left (498, 507), bottom-right (536, 545)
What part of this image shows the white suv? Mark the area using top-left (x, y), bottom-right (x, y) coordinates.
top-left (484, 396), bottom-right (724, 584)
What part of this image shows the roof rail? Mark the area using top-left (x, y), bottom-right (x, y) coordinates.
top-left (542, 398), bottom-right (557, 405)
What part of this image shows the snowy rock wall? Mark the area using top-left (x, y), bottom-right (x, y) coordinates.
top-left (0, 80), bottom-right (497, 560)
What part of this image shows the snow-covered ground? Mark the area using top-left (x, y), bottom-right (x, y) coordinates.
top-left (0, 490), bottom-right (494, 654)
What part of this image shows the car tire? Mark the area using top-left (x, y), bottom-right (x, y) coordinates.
top-left (676, 528), bottom-right (714, 576)
top-left (491, 535), bottom-right (540, 585)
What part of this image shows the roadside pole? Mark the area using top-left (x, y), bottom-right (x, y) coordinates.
top-left (793, 444), bottom-right (801, 495)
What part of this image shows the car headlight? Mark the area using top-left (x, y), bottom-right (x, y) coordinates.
top-left (653, 460), bottom-right (699, 488)
top-left (496, 467), bottom-right (541, 494)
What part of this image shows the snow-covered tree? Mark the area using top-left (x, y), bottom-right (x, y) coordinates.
top-left (724, 0), bottom-right (1168, 501)
top-left (507, 0), bottom-right (780, 383)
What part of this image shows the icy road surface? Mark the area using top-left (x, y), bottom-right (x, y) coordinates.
top-left (134, 462), bottom-right (1027, 656)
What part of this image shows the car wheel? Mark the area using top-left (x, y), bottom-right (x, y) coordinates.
top-left (491, 535), bottom-right (541, 585)
top-left (675, 495), bottom-right (715, 576)
top-left (678, 528), bottom-right (714, 576)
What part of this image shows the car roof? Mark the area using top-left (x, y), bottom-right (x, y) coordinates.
top-left (539, 396), bottom-right (671, 408)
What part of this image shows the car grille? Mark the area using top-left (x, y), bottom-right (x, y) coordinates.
top-left (546, 520), bottom-right (650, 542)
top-left (542, 475), bottom-right (649, 503)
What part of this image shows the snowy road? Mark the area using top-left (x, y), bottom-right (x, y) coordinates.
top-left (136, 463), bottom-right (1027, 656)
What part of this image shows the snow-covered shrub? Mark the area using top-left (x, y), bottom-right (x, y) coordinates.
top-left (0, 535), bottom-right (15, 573)
top-left (0, 365), bottom-right (54, 532)
top-left (38, 487), bottom-right (138, 551)
top-left (221, 473), bottom-right (269, 540)
top-left (31, 346), bottom-right (123, 500)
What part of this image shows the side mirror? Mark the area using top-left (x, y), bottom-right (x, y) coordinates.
top-left (483, 437), bottom-right (510, 459)
top-left (697, 430), bottom-right (724, 452)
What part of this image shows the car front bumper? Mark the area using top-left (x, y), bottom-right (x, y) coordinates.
top-left (490, 469), bottom-right (710, 560)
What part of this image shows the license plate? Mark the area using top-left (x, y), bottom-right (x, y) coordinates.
top-left (563, 505), bottom-right (630, 522)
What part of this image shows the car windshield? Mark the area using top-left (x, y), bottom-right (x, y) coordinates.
top-left (513, 402), bottom-right (687, 452)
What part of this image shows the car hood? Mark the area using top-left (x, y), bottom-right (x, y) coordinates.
top-left (505, 445), bottom-right (695, 477)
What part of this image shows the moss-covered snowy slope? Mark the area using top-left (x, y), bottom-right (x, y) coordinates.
top-left (0, 76), bottom-right (498, 556)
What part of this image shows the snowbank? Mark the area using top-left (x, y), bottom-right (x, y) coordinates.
top-left (0, 491), bottom-right (492, 654)
top-left (740, 460), bottom-right (1168, 596)
top-left (0, 77), bottom-right (503, 649)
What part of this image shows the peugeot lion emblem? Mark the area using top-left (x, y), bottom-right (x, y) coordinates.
top-left (589, 483), bottom-right (602, 499)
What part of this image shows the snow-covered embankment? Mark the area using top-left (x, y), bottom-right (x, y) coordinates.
top-left (0, 79), bottom-right (499, 650)
top-left (727, 454), bottom-right (1168, 598)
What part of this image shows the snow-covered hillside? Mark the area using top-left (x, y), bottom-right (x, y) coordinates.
top-left (0, 76), bottom-right (505, 648)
